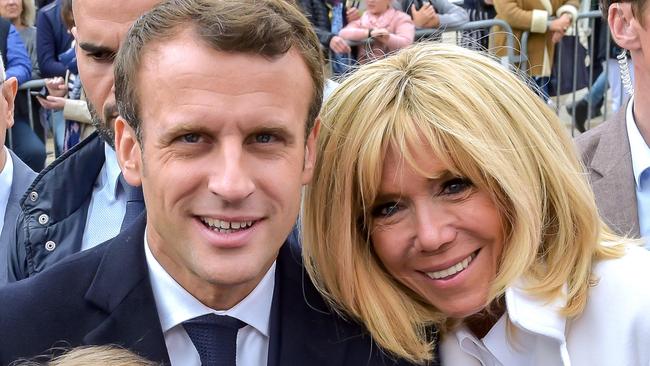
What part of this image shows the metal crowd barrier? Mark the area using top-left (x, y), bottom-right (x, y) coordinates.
top-left (328, 18), bottom-right (524, 75)
top-left (521, 10), bottom-right (614, 134)
top-left (6, 78), bottom-right (46, 149)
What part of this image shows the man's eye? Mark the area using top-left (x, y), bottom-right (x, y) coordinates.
top-left (255, 134), bottom-right (274, 143)
top-left (181, 133), bottom-right (200, 143)
top-left (442, 178), bottom-right (472, 195)
top-left (88, 52), bottom-right (114, 62)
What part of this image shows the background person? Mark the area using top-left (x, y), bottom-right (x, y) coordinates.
top-left (0, 0), bottom-right (38, 78)
top-left (399, 0), bottom-right (469, 31)
top-left (5, 0), bottom-right (152, 282)
top-left (35, 0), bottom-right (72, 156)
top-left (575, 0), bottom-right (650, 243)
top-left (0, 54), bottom-right (35, 285)
top-left (490, 0), bottom-right (578, 98)
top-left (302, 42), bottom-right (650, 365)
top-left (339, 0), bottom-right (414, 63)
top-left (298, 0), bottom-right (361, 75)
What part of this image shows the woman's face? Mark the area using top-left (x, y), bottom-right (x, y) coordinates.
top-left (0, 0), bottom-right (22, 24)
top-left (366, 0), bottom-right (391, 15)
top-left (370, 146), bottom-right (504, 319)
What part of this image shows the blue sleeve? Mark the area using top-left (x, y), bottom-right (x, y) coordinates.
top-left (5, 25), bottom-right (32, 85)
top-left (36, 7), bottom-right (66, 77)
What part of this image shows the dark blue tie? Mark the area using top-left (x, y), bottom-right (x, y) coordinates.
top-left (119, 174), bottom-right (145, 232)
top-left (183, 314), bottom-right (246, 366)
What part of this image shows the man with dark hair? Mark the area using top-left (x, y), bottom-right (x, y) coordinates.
top-left (5, 0), bottom-right (156, 282)
top-left (0, 1), bottom-right (423, 365)
top-left (576, 0), bottom-right (650, 244)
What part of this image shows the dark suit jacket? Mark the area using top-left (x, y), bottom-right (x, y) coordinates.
top-left (0, 214), bottom-right (424, 366)
top-left (575, 100), bottom-right (640, 238)
top-left (0, 149), bottom-right (36, 284)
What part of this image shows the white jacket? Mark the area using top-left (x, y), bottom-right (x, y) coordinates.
top-left (441, 245), bottom-right (650, 365)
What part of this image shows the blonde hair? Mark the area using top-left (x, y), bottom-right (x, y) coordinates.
top-left (302, 42), bottom-right (625, 364)
top-left (11, 345), bottom-right (159, 366)
top-left (21, 0), bottom-right (36, 27)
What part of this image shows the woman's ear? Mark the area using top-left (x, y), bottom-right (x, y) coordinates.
top-left (609, 2), bottom-right (642, 51)
top-left (114, 116), bottom-right (143, 187)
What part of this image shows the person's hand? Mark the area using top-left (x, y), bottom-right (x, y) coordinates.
top-left (411, 3), bottom-right (440, 28)
top-left (346, 7), bottom-right (360, 22)
top-left (329, 35), bottom-right (352, 54)
top-left (37, 95), bottom-right (67, 110)
top-left (551, 30), bottom-right (564, 43)
top-left (44, 77), bottom-right (67, 97)
top-left (371, 28), bottom-right (390, 43)
top-left (549, 13), bottom-right (572, 33)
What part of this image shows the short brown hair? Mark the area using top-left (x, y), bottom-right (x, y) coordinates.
top-left (600, 0), bottom-right (647, 22)
top-left (114, 0), bottom-right (324, 143)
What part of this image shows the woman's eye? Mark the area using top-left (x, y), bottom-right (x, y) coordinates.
top-left (372, 202), bottom-right (401, 217)
top-left (442, 178), bottom-right (472, 195)
top-left (181, 133), bottom-right (200, 143)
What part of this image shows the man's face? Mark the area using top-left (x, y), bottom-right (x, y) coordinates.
top-left (116, 29), bottom-right (318, 309)
top-left (71, 0), bottom-right (159, 147)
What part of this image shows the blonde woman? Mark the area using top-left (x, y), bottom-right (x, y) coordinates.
top-left (302, 42), bottom-right (650, 365)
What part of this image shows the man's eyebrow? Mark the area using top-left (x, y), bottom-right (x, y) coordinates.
top-left (78, 42), bottom-right (114, 54)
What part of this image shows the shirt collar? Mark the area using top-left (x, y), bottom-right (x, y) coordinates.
top-left (0, 147), bottom-right (14, 218)
top-left (448, 277), bottom-right (568, 363)
top-left (97, 143), bottom-right (122, 199)
top-left (625, 97), bottom-right (650, 188)
top-left (144, 231), bottom-right (275, 338)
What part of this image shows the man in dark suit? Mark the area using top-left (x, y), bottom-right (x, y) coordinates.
top-left (0, 56), bottom-right (36, 284)
top-left (576, 0), bottom-right (649, 242)
top-left (0, 1), bottom-right (426, 365)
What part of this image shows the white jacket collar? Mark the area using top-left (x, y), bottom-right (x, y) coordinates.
top-left (441, 278), bottom-right (570, 365)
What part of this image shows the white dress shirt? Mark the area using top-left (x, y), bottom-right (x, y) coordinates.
top-left (441, 245), bottom-right (650, 365)
top-left (80, 143), bottom-right (127, 250)
top-left (0, 147), bottom-right (14, 235)
top-left (144, 233), bottom-right (274, 366)
top-left (625, 98), bottom-right (650, 246)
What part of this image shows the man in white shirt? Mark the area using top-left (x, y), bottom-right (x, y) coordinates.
top-left (0, 55), bottom-right (35, 284)
top-left (0, 1), bottom-right (422, 366)
top-left (576, 0), bottom-right (650, 245)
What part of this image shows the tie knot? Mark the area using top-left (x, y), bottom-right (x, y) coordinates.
top-left (185, 314), bottom-right (247, 330)
top-left (183, 314), bottom-right (247, 366)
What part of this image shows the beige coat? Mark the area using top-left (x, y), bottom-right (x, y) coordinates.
top-left (491, 0), bottom-right (578, 76)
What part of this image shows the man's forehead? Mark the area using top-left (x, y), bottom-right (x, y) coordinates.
top-left (73, 0), bottom-right (159, 29)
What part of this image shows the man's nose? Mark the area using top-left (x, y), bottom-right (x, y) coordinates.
top-left (207, 143), bottom-right (255, 202)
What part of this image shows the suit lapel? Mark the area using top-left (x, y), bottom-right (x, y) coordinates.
top-left (268, 242), bottom-right (352, 366)
top-left (82, 214), bottom-right (170, 364)
top-left (589, 103), bottom-right (640, 237)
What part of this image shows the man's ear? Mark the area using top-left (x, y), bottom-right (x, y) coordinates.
top-left (2, 77), bottom-right (17, 129)
top-left (301, 117), bottom-right (321, 185)
top-left (114, 116), bottom-right (143, 187)
top-left (609, 2), bottom-right (641, 51)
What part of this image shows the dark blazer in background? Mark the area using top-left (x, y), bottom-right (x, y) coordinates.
top-left (0, 149), bottom-right (36, 284)
top-left (575, 100), bottom-right (640, 238)
top-left (0, 214), bottom-right (426, 366)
